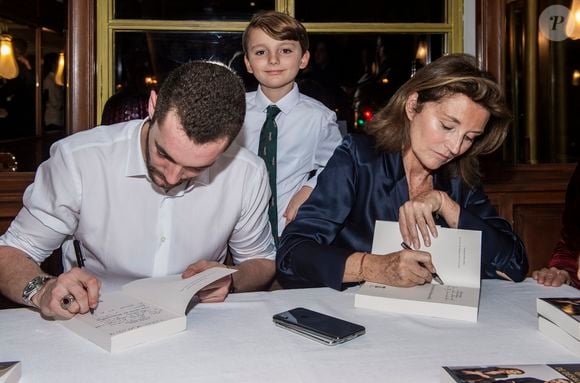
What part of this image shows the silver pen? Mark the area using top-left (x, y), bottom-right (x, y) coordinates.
top-left (401, 242), bottom-right (445, 285)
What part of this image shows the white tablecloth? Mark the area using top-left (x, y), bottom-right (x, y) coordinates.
top-left (1, 279), bottom-right (578, 383)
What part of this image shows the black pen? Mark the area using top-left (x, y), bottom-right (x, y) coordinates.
top-left (401, 242), bottom-right (445, 285)
top-left (73, 239), bottom-right (94, 314)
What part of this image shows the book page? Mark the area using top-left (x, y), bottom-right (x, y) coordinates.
top-left (371, 220), bottom-right (481, 288)
top-left (122, 267), bottom-right (236, 314)
top-left (361, 282), bottom-right (479, 306)
top-left (71, 292), bottom-right (179, 336)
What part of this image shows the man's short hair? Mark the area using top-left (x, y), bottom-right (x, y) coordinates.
top-left (152, 61), bottom-right (246, 144)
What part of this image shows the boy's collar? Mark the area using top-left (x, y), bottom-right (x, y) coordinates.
top-left (256, 83), bottom-right (300, 114)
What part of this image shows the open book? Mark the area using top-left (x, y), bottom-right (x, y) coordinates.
top-left (355, 220), bottom-right (482, 322)
top-left (61, 267), bottom-right (236, 352)
top-left (441, 363), bottom-right (580, 383)
top-left (0, 362), bottom-right (21, 383)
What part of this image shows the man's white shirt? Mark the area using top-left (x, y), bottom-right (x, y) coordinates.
top-left (0, 119), bottom-right (275, 291)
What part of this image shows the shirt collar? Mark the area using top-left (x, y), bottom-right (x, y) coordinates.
top-left (255, 82), bottom-right (300, 114)
top-left (125, 118), bottom-right (149, 178)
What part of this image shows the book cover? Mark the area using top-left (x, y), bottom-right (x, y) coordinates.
top-left (441, 363), bottom-right (580, 383)
top-left (537, 298), bottom-right (580, 340)
top-left (539, 315), bottom-right (580, 356)
top-left (0, 362), bottom-right (21, 383)
top-left (61, 267), bottom-right (235, 352)
top-left (355, 220), bottom-right (482, 322)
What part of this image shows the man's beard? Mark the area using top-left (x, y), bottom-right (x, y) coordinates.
top-left (145, 123), bottom-right (186, 192)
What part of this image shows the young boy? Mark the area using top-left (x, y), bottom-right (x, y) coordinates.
top-left (236, 10), bottom-right (343, 243)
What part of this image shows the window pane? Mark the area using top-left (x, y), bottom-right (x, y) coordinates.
top-left (295, 0), bottom-right (446, 23)
top-left (114, 0), bottom-right (275, 20)
top-left (0, 18), bottom-right (66, 172)
top-left (113, 31), bottom-right (257, 91)
top-left (113, 31), bottom-right (443, 133)
top-left (299, 34), bottom-right (444, 132)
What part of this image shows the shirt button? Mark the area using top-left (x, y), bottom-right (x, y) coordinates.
top-left (161, 236), bottom-right (166, 242)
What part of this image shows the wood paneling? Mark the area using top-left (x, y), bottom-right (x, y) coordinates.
top-left (476, 0), bottom-right (506, 85)
top-left (0, 172), bottom-right (34, 234)
top-left (485, 163), bottom-right (575, 275)
top-left (514, 205), bottom-right (564, 274)
top-left (67, 0), bottom-right (96, 134)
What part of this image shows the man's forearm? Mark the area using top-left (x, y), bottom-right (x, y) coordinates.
top-left (0, 246), bottom-right (45, 305)
top-left (232, 258), bottom-right (275, 292)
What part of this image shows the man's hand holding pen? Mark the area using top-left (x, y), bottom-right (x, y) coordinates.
top-left (31, 268), bottom-right (101, 319)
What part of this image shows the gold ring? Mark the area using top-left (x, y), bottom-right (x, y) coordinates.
top-left (60, 294), bottom-right (75, 310)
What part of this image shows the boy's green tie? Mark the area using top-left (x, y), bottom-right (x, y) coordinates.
top-left (259, 105), bottom-right (281, 245)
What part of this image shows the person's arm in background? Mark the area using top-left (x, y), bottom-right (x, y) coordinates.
top-left (533, 161), bottom-right (580, 287)
top-left (532, 239), bottom-right (578, 287)
top-left (284, 109), bottom-right (343, 224)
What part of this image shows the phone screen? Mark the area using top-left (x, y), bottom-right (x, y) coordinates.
top-left (273, 307), bottom-right (365, 345)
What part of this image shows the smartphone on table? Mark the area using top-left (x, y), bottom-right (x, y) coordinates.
top-left (273, 307), bottom-right (365, 346)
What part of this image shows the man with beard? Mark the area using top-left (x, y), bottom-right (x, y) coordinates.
top-left (0, 61), bottom-right (276, 319)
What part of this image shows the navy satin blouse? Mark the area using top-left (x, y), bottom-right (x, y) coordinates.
top-left (277, 134), bottom-right (528, 290)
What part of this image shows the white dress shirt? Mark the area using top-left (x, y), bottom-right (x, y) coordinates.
top-left (235, 83), bottom-right (343, 234)
top-left (0, 119), bottom-right (275, 291)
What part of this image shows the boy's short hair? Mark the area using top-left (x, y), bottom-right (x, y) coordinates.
top-left (242, 10), bottom-right (309, 55)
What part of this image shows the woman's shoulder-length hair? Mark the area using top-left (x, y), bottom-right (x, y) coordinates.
top-left (364, 53), bottom-right (511, 188)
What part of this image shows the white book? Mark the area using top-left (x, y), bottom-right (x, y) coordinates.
top-left (539, 315), bottom-right (580, 355)
top-left (62, 267), bottom-right (235, 352)
top-left (537, 297), bottom-right (580, 340)
top-left (355, 220), bottom-right (482, 322)
top-left (0, 362), bottom-right (20, 383)
top-left (441, 363), bottom-right (580, 383)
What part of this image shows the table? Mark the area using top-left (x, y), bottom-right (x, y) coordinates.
top-left (1, 279), bottom-right (578, 383)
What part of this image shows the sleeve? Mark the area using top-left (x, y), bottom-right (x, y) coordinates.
top-left (549, 239), bottom-right (579, 288)
top-left (561, 162), bottom-right (580, 251)
top-left (278, 136), bottom-right (357, 290)
top-left (457, 187), bottom-right (529, 282)
top-left (548, 161), bottom-right (580, 287)
top-left (0, 140), bottom-right (81, 263)
top-left (304, 110), bottom-right (343, 189)
top-left (228, 159), bottom-right (276, 264)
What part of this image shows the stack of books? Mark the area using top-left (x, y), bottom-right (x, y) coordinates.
top-left (537, 297), bottom-right (580, 355)
top-left (0, 361), bottom-right (21, 383)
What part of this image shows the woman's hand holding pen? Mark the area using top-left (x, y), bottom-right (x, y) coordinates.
top-left (32, 268), bottom-right (101, 319)
top-left (357, 250), bottom-right (435, 287)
